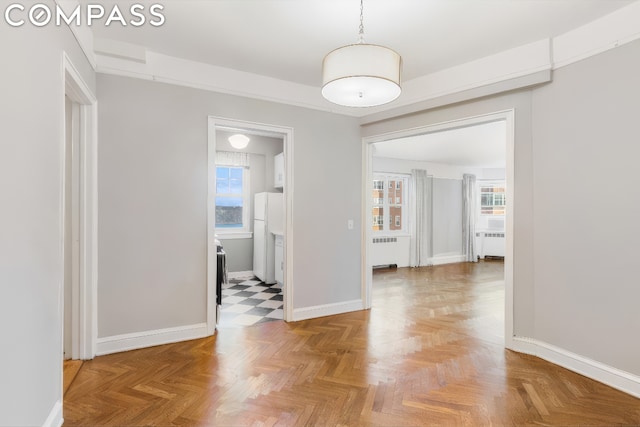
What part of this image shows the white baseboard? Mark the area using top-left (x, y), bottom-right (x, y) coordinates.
top-left (430, 254), bottom-right (466, 266)
top-left (227, 270), bottom-right (255, 280)
top-left (42, 400), bottom-right (62, 427)
top-left (293, 299), bottom-right (364, 322)
top-left (510, 336), bottom-right (640, 398)
top-left (96, 323), bottom-right (210, 356)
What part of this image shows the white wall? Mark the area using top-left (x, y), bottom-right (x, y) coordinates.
top-left (364, 39), bottom-right (640, 378)
top-left (97, 74), bottom-right (362, 338)
top-left (0, 22), bottom-right (95, 427)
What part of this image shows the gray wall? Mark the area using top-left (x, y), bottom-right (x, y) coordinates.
top-left (530, 40), bottom-right (640, 374)
top-left (97, 74), bottom-right (362, 337)
top-left (0, 23), bottom-right (95, 426)
top-left (363, 39), bottom-right (640, 376)
top-left (432, 178), bottom-right (463, 257)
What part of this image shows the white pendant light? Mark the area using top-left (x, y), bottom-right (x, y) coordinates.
top-left (322, 0), bottom-right (402, 107)
top-left (228, 134), bottom-right (250, 149)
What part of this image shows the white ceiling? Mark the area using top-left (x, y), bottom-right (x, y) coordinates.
top-left (91, 1), bottom-right (633, 167)
top-left (373, 121), bottom-right (506, 168)
top-left (92, 0), bottom-right (634, 87)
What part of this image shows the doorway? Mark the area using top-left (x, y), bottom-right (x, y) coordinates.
top-left (62, 53), bottom-right (98, 363)
top-left (362, 110), bottom-right (515, 344)
top-left (207, 117), bottom-right (294, 332)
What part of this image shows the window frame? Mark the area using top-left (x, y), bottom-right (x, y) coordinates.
top-left (372, 173), bottom-right (409, 235)
top-left (479, 179), bottom-right (506, 217)
top-left (215, 165), bottom-right (252, 238)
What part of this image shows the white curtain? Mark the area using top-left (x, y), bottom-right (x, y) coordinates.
top-left (462, 173), bottom-right (478, 262)
top-left (410, 169), bottom-right (432, 267)
top-left (216, 151), bottom-right (249, 167)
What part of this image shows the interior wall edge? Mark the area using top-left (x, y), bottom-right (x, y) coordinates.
top-left (510, 336), bottom-right (640, 399)
top-left (95, 322), bottom-right (209, 356)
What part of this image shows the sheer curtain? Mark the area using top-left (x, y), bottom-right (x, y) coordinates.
top-left (410, 169), bottom-right (432, 267)
top-left (216, 151), bottom-right (249, 167)
top-left (462, 173), bottom-right (478, 262)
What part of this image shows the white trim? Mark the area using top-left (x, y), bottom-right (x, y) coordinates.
top-left (227, 270), bottom-right (256, 280)
top-left (510, 337), bottom-right (640, 399)
top-left (92, 4), bottom-right (640, 120)
top-left (293, 300), bottom-right (365, 322)
top-left (552, 1), bottom-right (640, 70)
top-left (54, 0), bottom-right (96, 69)
top-left (208, 117), bottom-right (294, 323)
top-left (429, 255), bottom-right (467, 266)
top-left (207, 120), bottom-right (218, 335)
top-left (42, 400), bottom-right (63, 427)
top-left (376, 40), bottom-right (550, 115)
top-left (216, 232), bottom-right (253, 240)
top-left (96, 323), bottom-right (208, 356)
top-left (503, 111), bottom-right (516, 347)
top-left (97, 51), bottom-right (351, 114)
top-left (63, 52), bottom-right (98, 360)
top-left (362, 110), bottom-right (515, 349)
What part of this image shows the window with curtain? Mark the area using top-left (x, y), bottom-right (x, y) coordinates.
top-left (372, 173), bottom-right (408, 233)
top-left (216, 151), bottom-right (250, 234)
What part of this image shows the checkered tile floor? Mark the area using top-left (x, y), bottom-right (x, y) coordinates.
top-left (219, 277), bottom-right (283, 328)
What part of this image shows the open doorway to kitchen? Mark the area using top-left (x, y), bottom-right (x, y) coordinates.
top-left (207, 117), bottom-right (293, 331)
top-left (362, 110), bottom-right (515, 345)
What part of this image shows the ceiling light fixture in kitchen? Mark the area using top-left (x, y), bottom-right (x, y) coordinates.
top-left (228, 134), bottom-right (250, 149)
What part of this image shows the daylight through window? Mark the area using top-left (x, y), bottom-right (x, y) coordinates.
top-left (372, 174), bottom-right (408, 233)
top-left (480, 181), bottom-right (506, 215)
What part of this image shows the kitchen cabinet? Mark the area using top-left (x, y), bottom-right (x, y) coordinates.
top-left (274, 233), bottom-right (284, 285)
top-left (274, 152), bottom-right (284, 189)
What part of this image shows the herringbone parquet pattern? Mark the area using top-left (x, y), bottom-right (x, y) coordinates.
top-left (63, 261), bottom-right (640, 426)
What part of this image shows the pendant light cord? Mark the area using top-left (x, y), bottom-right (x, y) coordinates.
top-left (358, 0), bottom-right (365, 44)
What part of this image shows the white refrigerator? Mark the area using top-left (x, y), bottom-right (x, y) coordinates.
top-left (253, 192), bottom-right (283, 284)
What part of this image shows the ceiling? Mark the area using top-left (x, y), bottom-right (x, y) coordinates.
top-left (90, 1), bottom-right (634, 167)
top-left (92, 0), bottom-right (634, 88)
top-left (373, 121), bottom-right (506, 168)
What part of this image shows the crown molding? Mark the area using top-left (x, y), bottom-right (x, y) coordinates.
top-left (92, 1), bottom-right (640, 119)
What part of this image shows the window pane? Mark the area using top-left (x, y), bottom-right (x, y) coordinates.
top-left (372, 207), bottom-right (384, 231)
top-left (216, 167), bottom-right (230, 193)
top-left (215, 196), bottom-right (243, 228)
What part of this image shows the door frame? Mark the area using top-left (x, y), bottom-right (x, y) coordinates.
top-left (361, 109), bottom-right (515, 346)
top-left (62, 52), bottom-right (98, 360)
top-left (207, 117), bottom-right (294, 333)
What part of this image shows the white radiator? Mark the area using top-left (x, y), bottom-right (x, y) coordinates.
top-left (476, 231), bottom-right (505, 258)
top-left (371, 236), bottom-right (410, 267)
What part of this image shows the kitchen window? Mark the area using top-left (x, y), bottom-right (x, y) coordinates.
top-left (215, 151), bottom-right (251, 237)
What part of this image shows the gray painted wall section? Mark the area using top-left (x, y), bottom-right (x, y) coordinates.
top-left (531, 40), bottom-right (640, 375)
top-left (432, 179), bottom-right (463, 257)
top-left (97, 74), bottom-right (362, 337)
top-left (0, 23), bottom-right (95, 427)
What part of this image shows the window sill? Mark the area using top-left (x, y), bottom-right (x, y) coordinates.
top-left (216, 231), bottom-right (253, 240)
top-left (372, 233), bottom-right (411, 238)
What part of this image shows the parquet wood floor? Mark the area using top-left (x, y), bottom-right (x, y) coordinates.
top-left (63, 261), bottom-right (640, 426)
